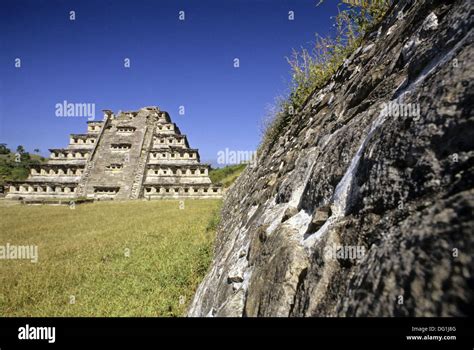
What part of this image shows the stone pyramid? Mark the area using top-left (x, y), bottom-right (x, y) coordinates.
top-left (6, 106), bottom-right (222, 201)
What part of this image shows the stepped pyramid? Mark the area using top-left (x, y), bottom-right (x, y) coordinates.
top-left (6, 107), bottom-right (222, 201)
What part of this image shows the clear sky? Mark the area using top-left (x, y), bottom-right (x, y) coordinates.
top-left (0, 0), bottom-right (340, 166)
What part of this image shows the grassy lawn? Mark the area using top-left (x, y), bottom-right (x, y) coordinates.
top-left (0, 199), bottom-right (221, 317)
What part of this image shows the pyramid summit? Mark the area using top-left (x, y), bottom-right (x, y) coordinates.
top-left (6, 106), bottom-right (222, 200)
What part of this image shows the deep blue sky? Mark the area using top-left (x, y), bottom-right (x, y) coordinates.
top-left (0, 0), bottom-right (340, 166)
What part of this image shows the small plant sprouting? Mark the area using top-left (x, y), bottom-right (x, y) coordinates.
top-left (259, 1), bottom-right (391, 153)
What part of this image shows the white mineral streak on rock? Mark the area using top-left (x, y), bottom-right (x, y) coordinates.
top-left (241, 269), bottom-right (253, 291)
top-left (303, 215), bottom-right (337, 249)
top-left (312, 92), bottom-right (326, 107)
top-left (205, 308), bottom-right (215, 317)
top-left (402, 37), bottom-right (421, 62)
top-left (386, 23), bottom-right (397, 36)
top-left (352, 46), bottom-right (362, 58)
top-left (406, 27), bottom-right (472, 93)
top-left (362, 43), bottom-right (375, 53)
top-left (332, 111), bottom-right (388, 217)
top-left (328, 93), bottom-right (335, 105)
top-left (349, 66), bottom-right (362, 79)
top-left (302, 29), bottom-right (471, 252)
top-left (188, 225), bottom-right (249, 316)
top-left (301, 109), bottom-right (389, 255)
top-left (377, 26), bottom-right (382, 38)
top-left (265, 128), bottom-right (343, 248)
top-left (285, 210), bottom-right (312, 238)
top-left (227, 254), bottom-right (248, 283)
top-left (422, 12), bottom-right (438, 32)
top-left (246, 204), bottom-right (258, 222)
top-left (264, 203), bottom-right (287, 235)
top-left (327, 81), bottom-right (335, 91)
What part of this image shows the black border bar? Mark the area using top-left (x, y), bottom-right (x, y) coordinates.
top-left (0, 317), bottom-right (472, 347)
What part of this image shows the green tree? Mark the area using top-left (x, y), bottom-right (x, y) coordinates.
top-left (10, 166), bottom-right (29, 180)
top-left (20, 152), bottom-right (31, 162)
top-left (0, 144), bottom-right (10, 154)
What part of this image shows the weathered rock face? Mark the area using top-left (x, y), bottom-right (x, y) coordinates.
top-left (189, 0), bottom-right (474, 317)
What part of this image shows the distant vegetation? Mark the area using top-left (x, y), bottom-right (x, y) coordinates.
top-left (209, 163), bottom-right (247, 188)
top-left (0, 144), bottom-right (46, 186)
top-left (0, 199), bottom-right (221, 316)
top-left (260, 0), bottom-right (392, 151)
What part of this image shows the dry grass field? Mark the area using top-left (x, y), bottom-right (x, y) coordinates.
top-left (0, 199), bottom-right (221, 316)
